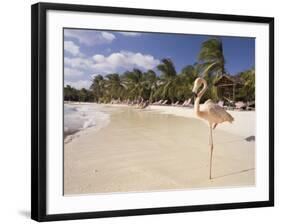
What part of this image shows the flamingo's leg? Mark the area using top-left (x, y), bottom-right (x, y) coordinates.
top-left (209, 124), bottom-right (212, 145)
top-left (213, 123), bottom-right (218, 130)
top-left (209, 124), bottom-right (214, 180)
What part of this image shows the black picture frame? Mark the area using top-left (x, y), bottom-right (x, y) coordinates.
top-left (31, 2), bottom-right (274, 222)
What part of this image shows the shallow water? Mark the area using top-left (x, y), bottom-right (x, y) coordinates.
top-left (64, 103), bottom-right (110, 139)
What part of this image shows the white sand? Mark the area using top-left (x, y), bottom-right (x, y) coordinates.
top-left (64, 104), bottom-right (255, 195)
top-left (147, 105), bottom-right (255, 138)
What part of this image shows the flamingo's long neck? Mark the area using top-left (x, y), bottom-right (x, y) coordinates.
top-left (194, 80), bottom-right (208, 116)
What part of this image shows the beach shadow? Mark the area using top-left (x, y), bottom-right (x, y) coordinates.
top-left (18, 210), bottom-right (30, 218)
top-left (216, 136), bottom-right (256, 145)
top-left (212, 168), bottom-right (255, 179)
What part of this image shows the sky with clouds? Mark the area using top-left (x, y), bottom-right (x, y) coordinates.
top-left (64, 28), bottom-right (255, 89)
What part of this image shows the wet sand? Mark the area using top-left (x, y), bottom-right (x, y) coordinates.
top-left (64, 105), bottom-right (255, 195)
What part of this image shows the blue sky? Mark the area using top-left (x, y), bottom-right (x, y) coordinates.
top-left (64, 29), bottom-right (255, 89)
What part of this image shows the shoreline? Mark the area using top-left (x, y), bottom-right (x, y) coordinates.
top-left (64, 102), bottom-right (255, 141)
top-left (64, 103), bottom-right (111, 143)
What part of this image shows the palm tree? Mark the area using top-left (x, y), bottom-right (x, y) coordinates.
top-left (104, 73), bottom-right (124, 101)
top-left (78, 88), bottom-right (88, 102)
top-left (237, 68), bottom-right (255, 101)
top-left (156, 58), bottom-right (179, 103)
top-left (198, 38), bottom-right (225, 77)
top-left (181, 64), bottom-right (198, 88)
top-left (123, 69), bottom-right (147, 103)
top-left (176, 65), bottom-right (198, 101)
top-left (143, 70), bottom-right (158, 103)
top-left (157, 58), bottom-right (177, 78)
top-left (197, 38), bottom-right (226, 101)
top-left (90, 75), bottom-right (105, 102)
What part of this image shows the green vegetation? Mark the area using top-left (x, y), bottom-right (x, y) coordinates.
top-left (236, 68), bottom-right (255, 102)
top-left (64, 38), bottom-right (255, 104)
top-left (64, 85), bottom-right (94, 102)
top-left (198, 38), bottom-right (225, 76)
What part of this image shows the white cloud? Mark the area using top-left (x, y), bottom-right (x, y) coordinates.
top-left (92, 51), bottom-right (159, 73)
top-left (64, 51), bottom-right (159, 90)
top-left (64, 29), bottom-right (115, 46)
top-left (64, 57), bottom-right (93, 70)
top-left (64, 80), bottom-right (92, 89)
top-left (119, 32), bottom-right (142, 37)
top-left (92, 54), bottom-right (105, 63)
top-left (65, 51), bottom-right (159, 74)
top-left (64, 67), bottom-right (83, 77)
top-left (64, 41), bottom-right (81, 56)
top-left (101, 32), bottom-right (115, 41)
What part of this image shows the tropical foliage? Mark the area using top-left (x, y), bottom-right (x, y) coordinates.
top-left (64, 37), bottom-right (255, 104)
top-left (236, 68), bottom-right (255, 102)
top-left (197, 38), bottom-right (226, 102)
top-left (64, 85), bottom-right (94, 102)
top-left (198, 38), bottom-right (225, 77)
top-left (90, 75), bottom-right (105, 102)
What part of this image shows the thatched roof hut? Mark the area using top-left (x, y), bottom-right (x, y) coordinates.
top-left (214, 75), bottom-right (244, 102)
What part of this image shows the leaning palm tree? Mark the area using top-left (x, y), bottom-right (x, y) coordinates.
top-left (197, 38), bottom-right (226, 101)
top-left (156, 58), bottom-right (178, 104)
top-left (198, 38), bottom-right (225, 77)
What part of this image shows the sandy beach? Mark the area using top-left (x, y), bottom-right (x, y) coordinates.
top-left (64, 104), bottom-right (255, 195)
top-left (148, 105), bottom-right (255, 138)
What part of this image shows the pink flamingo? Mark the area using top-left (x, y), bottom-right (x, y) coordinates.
top-left (192, 77), bottom-right (234, 179)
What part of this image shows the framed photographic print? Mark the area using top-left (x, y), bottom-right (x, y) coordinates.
top-left (31, 2), bottom-right (274, 222)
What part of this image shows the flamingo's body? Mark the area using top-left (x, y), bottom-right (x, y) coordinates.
top-left (192, 78), bottom-right (234, 179)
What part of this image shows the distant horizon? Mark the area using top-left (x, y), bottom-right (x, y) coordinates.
top-left (64, 28), bottom-right (255, 89)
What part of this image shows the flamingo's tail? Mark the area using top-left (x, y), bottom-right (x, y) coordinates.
top-left (226, 113), bottom-right (234, 123)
